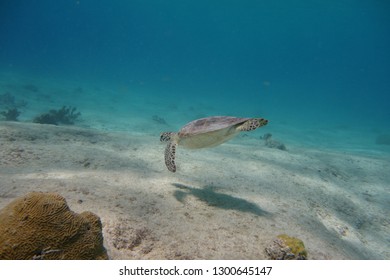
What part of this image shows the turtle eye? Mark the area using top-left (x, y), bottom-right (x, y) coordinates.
top-left (160, 132), bottom-right (171, 142)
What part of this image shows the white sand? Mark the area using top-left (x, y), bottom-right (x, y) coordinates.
top-left (1, 73), bottom-right (389, 259)
top-left (1, 121), bottom-right (389, 259)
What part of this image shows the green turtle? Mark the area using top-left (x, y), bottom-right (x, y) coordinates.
top-left (160, 116), bottom-right (268, 172)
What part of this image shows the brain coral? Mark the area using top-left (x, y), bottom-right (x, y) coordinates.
top-left (0, 192), bottom-right (108, 260)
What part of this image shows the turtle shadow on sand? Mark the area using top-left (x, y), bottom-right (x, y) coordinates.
top-left (172, 183), bottom-right (271, 217)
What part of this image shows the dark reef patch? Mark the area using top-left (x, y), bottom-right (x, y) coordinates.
top-left (33, 106), bottom-right (81, 125)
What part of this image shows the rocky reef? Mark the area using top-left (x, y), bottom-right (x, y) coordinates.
top-left (262, 133), bottom-right (287, 151)
top-left (33, 106), bottom-right (81, 125)
top-left (1, 108), bottom-right (21, 121)
top-left (152, 115), bottom-right (167, 125)
top-left (0, 92), bottom-right (27, 121)
top-left (376, 134), bottom-right (390, 145)
top-left (265, 234), bottom-right (307, 260)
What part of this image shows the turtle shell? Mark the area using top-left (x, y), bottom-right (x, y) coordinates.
top-left (178, 116), bottom-right (250, 137)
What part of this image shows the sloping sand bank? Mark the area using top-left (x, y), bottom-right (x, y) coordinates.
top-left (1, 122), bottom-right (389, 259)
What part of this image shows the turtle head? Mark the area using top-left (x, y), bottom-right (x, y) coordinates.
top-left (160, 132), bottom-right (175, 142)
top-left (238, 118), bottom-right (268, 131)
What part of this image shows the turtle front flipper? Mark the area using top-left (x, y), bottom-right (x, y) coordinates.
top-left (164, 141), bottom-right (177, 172)
top-left (238, 118), bottom-right (268, 131)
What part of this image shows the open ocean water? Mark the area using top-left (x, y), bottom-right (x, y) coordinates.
top-left (1, 1), bottom-right (389, 134)
top-left (0, 0), bottom-right (390, 260)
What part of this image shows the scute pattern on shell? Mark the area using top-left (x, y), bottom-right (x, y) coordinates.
top-left (0, 192), bottom-right (108, 260)
top-left (178, 116), bottom-right (250, 137)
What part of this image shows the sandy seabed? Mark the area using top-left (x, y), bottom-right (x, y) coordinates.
top-left (1, 120), bottom-right (389, 260)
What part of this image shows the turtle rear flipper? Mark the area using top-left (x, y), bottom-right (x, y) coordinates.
top-left (165, 141), bottom-right (177, 172)
top-left (237, 118), bottom-right (268, 131)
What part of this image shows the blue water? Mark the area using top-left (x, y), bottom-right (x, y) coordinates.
top-left (1, 0), bottom-right (389, 144)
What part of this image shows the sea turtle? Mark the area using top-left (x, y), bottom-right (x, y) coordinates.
top-left (160, 116), bottom-right (268, 172)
